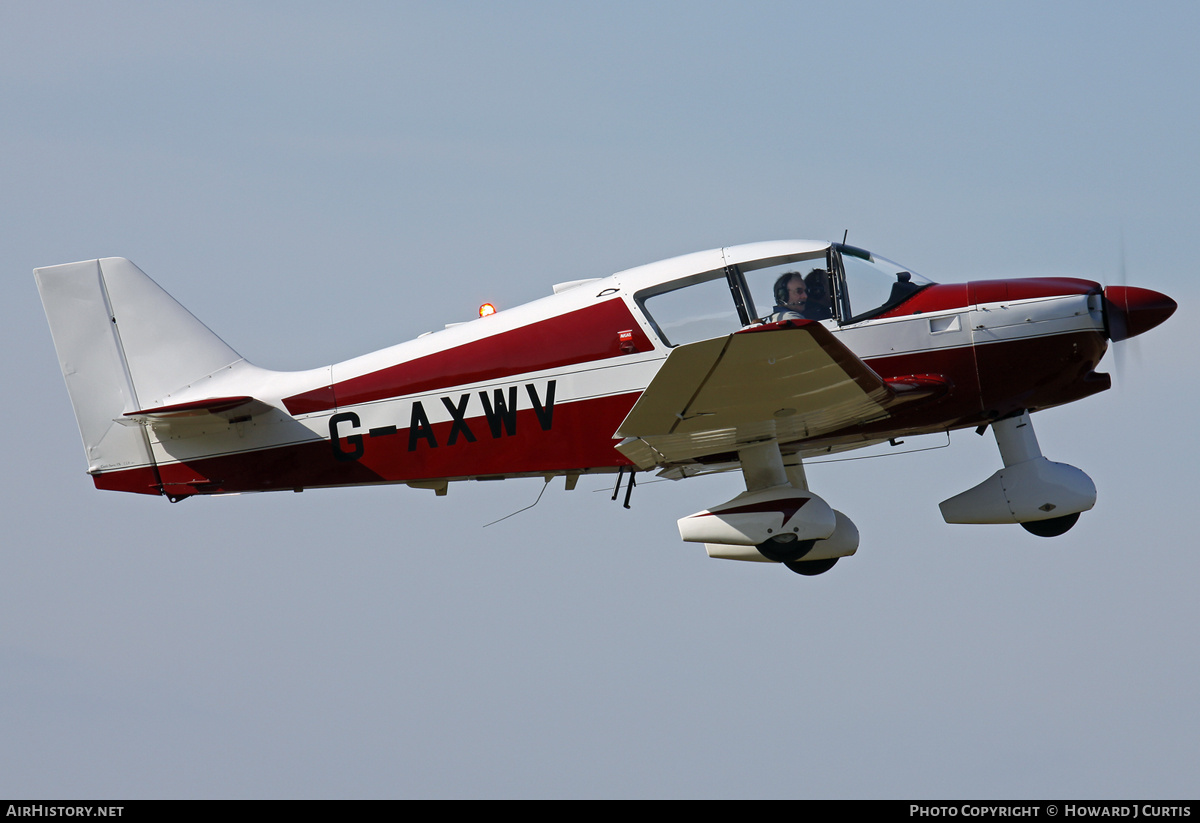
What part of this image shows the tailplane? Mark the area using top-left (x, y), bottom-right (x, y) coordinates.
top-left (35, 257), bottom-right (245, 492)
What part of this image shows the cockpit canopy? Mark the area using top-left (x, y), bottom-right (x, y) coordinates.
top-left (634, 242), bottom-right (933, 347)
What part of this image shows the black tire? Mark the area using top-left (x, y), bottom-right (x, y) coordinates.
top-left (784, 557), bottom-right (839, 576)
top-left (756, 533), bottom-right (815, 563)
top-left (1020, 512), bottom-right (1080, 537)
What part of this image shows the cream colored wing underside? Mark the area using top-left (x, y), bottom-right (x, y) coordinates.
top-left (614, 322), bottom-right (894, 469)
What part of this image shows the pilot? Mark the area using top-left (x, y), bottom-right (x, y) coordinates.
top-left (803, 268), bottom-right (833, 321)
top-left (767, 271), bottom-right (807, 321)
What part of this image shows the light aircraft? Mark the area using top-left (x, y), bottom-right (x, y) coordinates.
top-left (35, 241), bottom-right (1175, 576)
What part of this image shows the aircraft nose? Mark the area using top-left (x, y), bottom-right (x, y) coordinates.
top-left (1102, 285), bottom-right (1177, 342)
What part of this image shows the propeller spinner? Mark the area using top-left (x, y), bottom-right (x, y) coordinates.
top-left (1102, 285), bottom-right (1177, 342)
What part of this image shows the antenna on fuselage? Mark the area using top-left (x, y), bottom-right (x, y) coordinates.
top-left (482, 476), bottom-right (552, 528)
top-left (842, 229), bottom-right (848, 244)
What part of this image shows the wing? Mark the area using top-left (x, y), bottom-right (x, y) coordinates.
top-left (614, 320), bottom-right (939, 469)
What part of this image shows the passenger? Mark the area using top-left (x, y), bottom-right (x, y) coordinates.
top-left (767, 271), bottom-right (807, 321)
top-left (803, 268), bottom-right (833, 320)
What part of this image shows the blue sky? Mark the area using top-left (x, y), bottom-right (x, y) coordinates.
top-left (2, 1), bottom-right (1197, 798)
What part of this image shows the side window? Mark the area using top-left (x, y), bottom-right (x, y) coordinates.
top-left (638, 272), bottom-right (741, 347)
top-left (636, 250), bottom-right (850, 346)
top-left (742, 261), bottom-right (835, 323)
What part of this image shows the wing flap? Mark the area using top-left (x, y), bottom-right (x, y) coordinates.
top-left (615, 321), bottom-right (894, 468)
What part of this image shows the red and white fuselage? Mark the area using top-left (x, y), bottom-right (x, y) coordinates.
top-left (36, 240), bottom-right (1174, 574)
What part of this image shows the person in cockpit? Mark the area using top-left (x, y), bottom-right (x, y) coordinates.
top-left (803, 268), bottom-right (833, 321)
top-left (768, 269), bottom-right (833, 322)
top-left (767, 271), bottom-right (808, 322)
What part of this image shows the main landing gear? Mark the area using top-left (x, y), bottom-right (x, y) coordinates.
top-left (757, 532), bottom-right (842, 576)
top-left (677, 440), bottom-right (858, 578)
top-left (785, 557), bottom-right (839, 576)
top-left (1019, 511), bottom-right (1080, 537)
top-left (755, 533), bottom-right (816, 563)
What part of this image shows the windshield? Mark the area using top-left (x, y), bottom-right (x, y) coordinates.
top-left (834, 244), bottom-right (933, 323)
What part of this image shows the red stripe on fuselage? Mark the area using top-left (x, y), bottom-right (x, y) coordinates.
top-left (969, 278), bottom-right (1101, 305)
top-left (875, 283), bottom-right (969, 318)
top-left (348, 393), bottom-right (640, 481)
top-left (96, 392), bottom-right (643, 496)
top-left (874, 279), bottom-right (1101, 319)
top-left (92, 465), bottom-right (162, 495)
top-left (283, 298), bottom-right (654, 415)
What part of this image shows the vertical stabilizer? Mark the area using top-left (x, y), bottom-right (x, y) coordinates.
top-left (35, 257), bottom-right (244, 489)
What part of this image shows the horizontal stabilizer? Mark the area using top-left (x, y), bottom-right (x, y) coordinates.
top-left (121, 396), bottom-right (272, 424)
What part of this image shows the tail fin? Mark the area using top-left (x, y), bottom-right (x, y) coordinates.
top-left (35, 257), bottom-right (245, 491)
